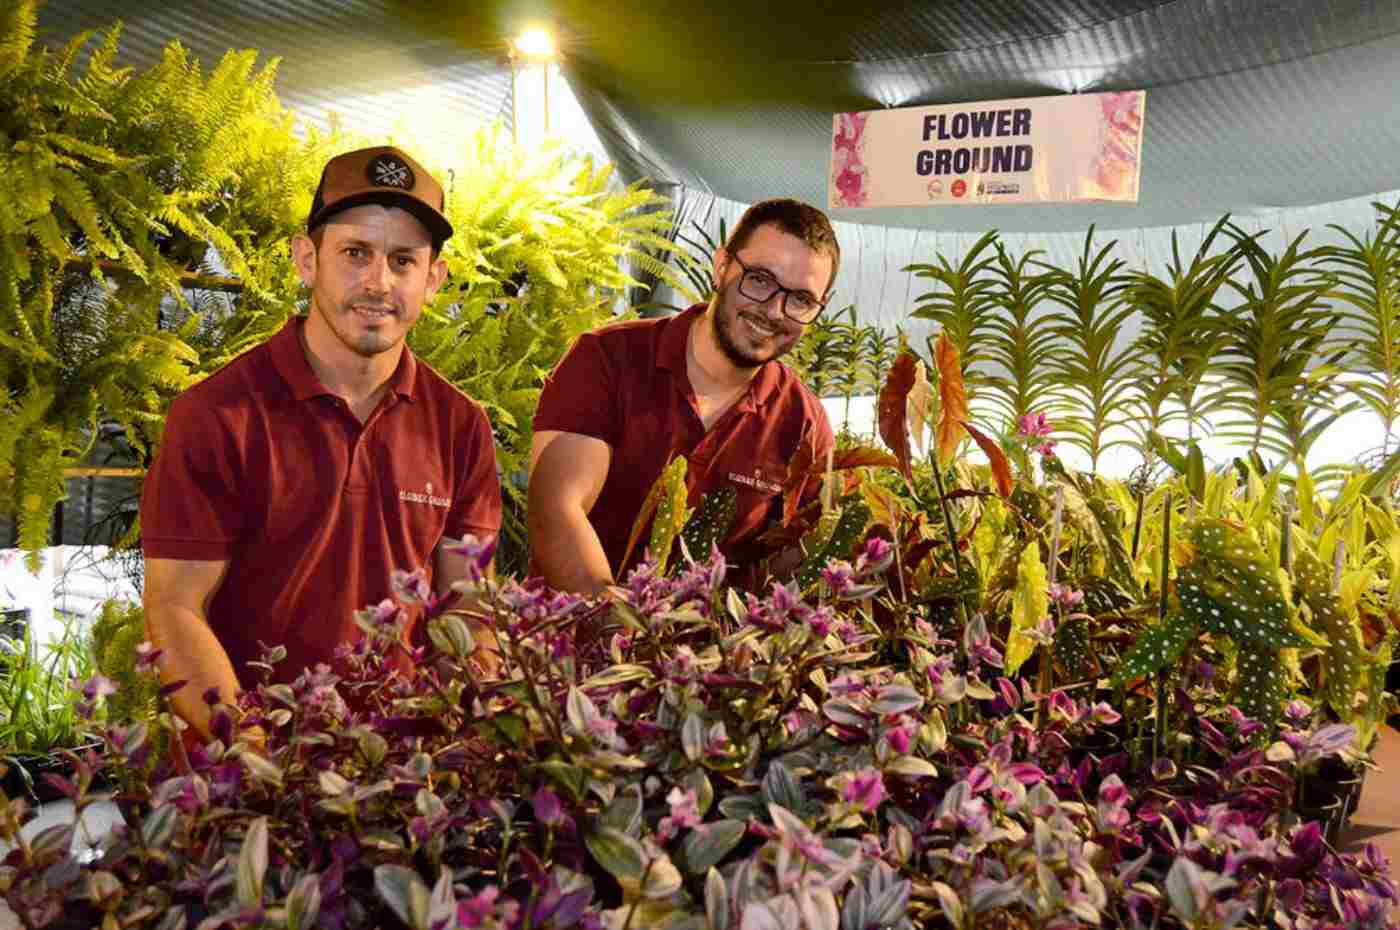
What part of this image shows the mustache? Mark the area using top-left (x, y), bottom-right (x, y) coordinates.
top-left (346, 297), bottom-right (398, 313)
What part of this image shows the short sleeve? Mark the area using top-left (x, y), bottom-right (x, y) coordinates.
top-left (532, 332), bottom-right (620, 447)
top-left (140, 394), bottom-right (245, 561)
top-left (445, 403), bottom-right (503, 540)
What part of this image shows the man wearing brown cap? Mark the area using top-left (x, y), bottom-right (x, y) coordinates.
top-left (141, 147), bottom-right (502, 741)
top-left (529, 199), bottom-right (838, 595)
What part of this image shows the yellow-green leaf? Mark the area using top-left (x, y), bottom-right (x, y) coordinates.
top-left (648, 456), bottom-right (692, 572)
top-left (1006, 541), bottom-right (1048, 677)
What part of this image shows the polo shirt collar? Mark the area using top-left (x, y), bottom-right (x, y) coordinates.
top-left (269, 316), bottom-right (419, 403)
top-left (659, 304), bottom-right (782, 413)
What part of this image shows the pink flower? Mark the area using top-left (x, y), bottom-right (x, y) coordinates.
top-left (884, 719), bottom-right (915, 754)
top-left (443, 533), bottom-right (497, 585)
top-left (458, 886), bottom-right (501, 928)
top-left (658, 787), bottom-right (702, 840)
top-left (78, 674), bottom-right (117, 701)
top-left (1017, 412), bottom-right (1053, 438)
top-left (820, 561), bottom-right (856, 596)
top-left (1048, 584), bottom-right (1084, 609)
top-left (842, 768), bottom-right (885, 812)
top-left (855, 537), bottom-right (894, 575)
top-left (1090, 702), bottom-right (1122, 725)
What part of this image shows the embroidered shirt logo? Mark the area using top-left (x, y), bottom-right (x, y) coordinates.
top-left (399, 481), bottom-right (450, 509)
top-left (728, 470), bottom-right (782, 495)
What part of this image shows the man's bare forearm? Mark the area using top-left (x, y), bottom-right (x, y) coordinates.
top-left (145, 603), bottom-right (242, 741)
top-left (529, 505), bottom-right (614, 596)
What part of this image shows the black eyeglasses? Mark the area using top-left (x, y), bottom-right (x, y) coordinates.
top-left (727, 254), bottom-right (828, 324)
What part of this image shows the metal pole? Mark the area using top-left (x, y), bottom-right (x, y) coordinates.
top-left (510, 53), bottom-right (520, 147)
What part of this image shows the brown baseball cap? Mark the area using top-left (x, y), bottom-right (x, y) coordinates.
top-left (307, 146), bottom-right (453, 249)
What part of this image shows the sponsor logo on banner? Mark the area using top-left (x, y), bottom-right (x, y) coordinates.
top-left (828, 90), bottom-right (1145, 209)
top-left (978, 181), bottom-right (1021, 196)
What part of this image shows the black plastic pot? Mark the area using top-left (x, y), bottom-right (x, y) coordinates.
top-left (1295, 755), bottom-right (1366, 844)
top-left (0, 607), bottom-right (28, 641)
top-left (0, 744), bottom-right (104, 805)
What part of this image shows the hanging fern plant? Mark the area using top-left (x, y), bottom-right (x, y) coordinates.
top-left (0, 2), bottom-right (340, 565)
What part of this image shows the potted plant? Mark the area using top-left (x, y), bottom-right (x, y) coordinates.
top-left (0, 613), bottom-right (102, 804)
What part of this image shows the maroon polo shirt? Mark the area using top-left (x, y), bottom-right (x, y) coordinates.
top-left (141, 317), bottom-right (502, 687)
top-left (533, 304), bottom-right (833, 575)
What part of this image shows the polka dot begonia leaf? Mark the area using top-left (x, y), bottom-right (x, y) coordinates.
top-left (1233, 645), bottom-right (1288, 731)
top-left (680, 486), bottom-right (737, 562)
top-left (1109, 612), bottom-right (1200, 687)
top-left (1054, 617), bottom-right (1096, 679)
top-left (1175, 519), bottom-right (1307, 649)
top-left (797, 499), bottom-right (872, 587)
top-left (1292, 546), bottom-right (1365, 718)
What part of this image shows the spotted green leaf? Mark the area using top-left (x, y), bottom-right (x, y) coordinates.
top-left (1175, 518), bottom-right (1306, 649)
top-left (1293, 546), bottom-right (1365, 718)
top-left (679, 486), bottom-right (737, 561)
top-left (1233, 646), bottom-right (1289, 731)
top-left (1109, 613), bottom-right (1199, 687)
top-left (649, 457), bottom-right (693, 573)
top-left (796, 498), bottom-right (871, 587)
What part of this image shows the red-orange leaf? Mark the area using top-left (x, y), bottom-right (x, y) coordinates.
top-left (934, 333), bottom-right (969, 464)
top-left (962, 420), bottom-right (1014, 498)
top-left (878, 352), bottom-right (919, 480)
top-left (804, 446), bottom-right (900, 476)
top-left (781, 433), bottom-right (819, 527)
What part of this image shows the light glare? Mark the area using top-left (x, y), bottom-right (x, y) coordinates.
top-left (514, 27), bottom-right (556, 60)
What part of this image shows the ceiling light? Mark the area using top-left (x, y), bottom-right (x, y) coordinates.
top-left (513, 27), bottom-right (556, 61)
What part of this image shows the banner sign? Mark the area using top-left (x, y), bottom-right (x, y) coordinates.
top-left (829, 90), bottom-right (1145, 209)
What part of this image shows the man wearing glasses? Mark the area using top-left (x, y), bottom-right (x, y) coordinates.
top-left (529, 199), bottom-right (838, 595)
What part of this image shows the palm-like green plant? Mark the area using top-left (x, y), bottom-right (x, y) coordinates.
top-left (789, 312), bottom-right (842, 397)
top-left (825, 306), bottom-right (864, 426)
top-left (858, 322), bottom-right (897, 407)
top-left (1325, 200), bottom-right (1400, 457)
top-left (1042, 229), bottom-right (1140, 472)
top-left (979, 242), bottom-right (1062, 430)
top-left (1124, 217), bottom-right (1242, 452)
top-left (905, 229), bottom-right (1002, 394)
top-left (1207, 226), bottom-right (1351, 464)
top-left (674, 216), bottom-right (728, 303)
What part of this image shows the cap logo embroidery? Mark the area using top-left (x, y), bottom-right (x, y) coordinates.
top-left (368, 153), bottom-right (414, 190)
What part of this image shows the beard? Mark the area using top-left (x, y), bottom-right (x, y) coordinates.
top-left (313, 289), bottom-right (403, 358)
top-left (710, 289), bottom-right (798, 370)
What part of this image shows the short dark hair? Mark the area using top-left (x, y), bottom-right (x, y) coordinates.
top-left (724, 199), bottom-right (840, 296)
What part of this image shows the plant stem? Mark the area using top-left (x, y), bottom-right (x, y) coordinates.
top-left (1037, 485), bottom-right (1065, 725)
top-left (1280, 499), bottom-right (1294, 571)
top-left (1130, 486), bottom-right (1145, 561)
top-left (1154, 493), bottom-right (1173, 764)
top-left (926, 454), bottom-right (974, 635)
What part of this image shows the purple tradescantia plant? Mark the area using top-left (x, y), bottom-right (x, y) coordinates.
top-left (1, 542), bottom-right (1394, 930)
